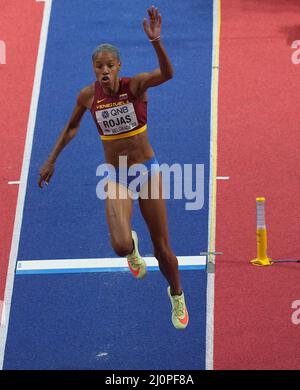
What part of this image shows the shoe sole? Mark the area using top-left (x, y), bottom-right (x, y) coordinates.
top-left (128, 231), bottom-right (147, 279)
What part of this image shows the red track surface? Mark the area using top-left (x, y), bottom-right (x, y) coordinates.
top-left (215, 0), bottom-right (300, 369)
top-left (0, 1), bottom-right (43, 299)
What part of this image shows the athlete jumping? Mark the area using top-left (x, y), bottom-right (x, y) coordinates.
top-left (38, 5), bottom-right (188, 329)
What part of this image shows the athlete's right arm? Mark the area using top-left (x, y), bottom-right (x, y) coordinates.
top-left (38, 86), bottom-right (92, 188)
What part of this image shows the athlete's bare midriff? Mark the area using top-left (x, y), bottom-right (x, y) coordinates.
top-left (103, 132), bottom-right (154, 166)
top-left (84, 82), bottom-right (154, 167)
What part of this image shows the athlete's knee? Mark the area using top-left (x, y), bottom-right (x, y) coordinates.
top-left (111, 238), bottom-right (133, 257)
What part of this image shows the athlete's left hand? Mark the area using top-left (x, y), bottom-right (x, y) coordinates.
top-left (143, 5), bottom-right (162, 41)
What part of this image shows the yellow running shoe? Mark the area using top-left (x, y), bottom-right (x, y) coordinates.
top-left (127, 231), bottom-right (147, 279)
top-left (167, 287), bottom-right (189, 329)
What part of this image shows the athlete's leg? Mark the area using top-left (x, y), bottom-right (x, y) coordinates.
top-left (106, 181), bottom-right (147, 278)
top-left (138, 173), bottom-right (182, 295)
top-left (105, 181), bottom-right (134, 257)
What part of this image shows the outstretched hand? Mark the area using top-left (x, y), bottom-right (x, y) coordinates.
top-left (143, 5), bottom-right (162, 41)
top-left (38, 161), bottom-right (55, 188)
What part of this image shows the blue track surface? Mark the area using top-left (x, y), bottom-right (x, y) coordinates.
top-left (4, 271), bottom-right (207, 370)
top-left (4, 0), bottom-right (213, 369)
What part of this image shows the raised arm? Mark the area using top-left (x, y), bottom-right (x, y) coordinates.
top-left (38, 86), bottom-right (92, 188)
top-left (130, 6), bottom-right (174, 97)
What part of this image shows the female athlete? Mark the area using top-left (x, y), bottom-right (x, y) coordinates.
top-left (38, 6), bottom-right (188, 329)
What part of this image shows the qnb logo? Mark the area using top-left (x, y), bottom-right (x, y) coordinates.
top-left (0, 300), bottom-right (6, 327)
top-left (0, 40), bottom-right (6, 65)
top-left (291, 300), bottom-right (300, 325)
top-left (102, 110), bottom-right (109, 119)
top-left (291, 40), bottom-right (300, 65)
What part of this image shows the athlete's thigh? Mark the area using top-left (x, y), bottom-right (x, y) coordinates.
top-left (138, 173), bottom-right (170, 245)
top-left (105, 181), bottom-right (134, 244)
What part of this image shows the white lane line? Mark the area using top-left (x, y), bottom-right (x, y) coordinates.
top-left (206, 0), bottom-right (222, 372)
top-left (216, 176), bottom-right (229, 180)
top-left (206, 272), bottom-right (215, 369)
top-left (0, 301), bottom-right (5, 328)
top-left (0, 0), bottom-right (53, 370)
top-left (16, 256), bottom-right (206, 274)
top-left (8, 181), bottom-right (20, 185)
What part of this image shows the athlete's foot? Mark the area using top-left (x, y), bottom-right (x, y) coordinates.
top-left (167, 287), bottom-right (189, 329)
top-left (127, 231), bottom-right (147, 279)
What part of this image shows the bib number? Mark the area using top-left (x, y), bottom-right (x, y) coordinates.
top-left (96, 103), bottom-right (138, 135)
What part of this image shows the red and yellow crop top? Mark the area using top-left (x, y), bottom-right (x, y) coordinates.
top-left (90, 77), bottom-right (147, 141)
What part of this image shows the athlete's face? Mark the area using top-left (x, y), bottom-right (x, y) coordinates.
top-left (93, 51), bottom-right (121, 87)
